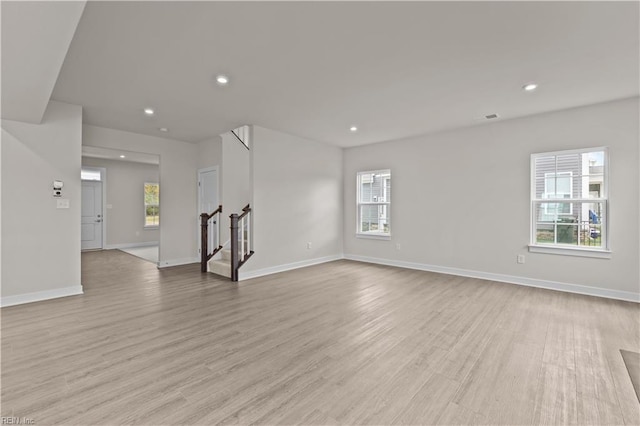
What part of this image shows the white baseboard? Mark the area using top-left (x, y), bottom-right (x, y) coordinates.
top-left (239, 254), bottom-right (343, 281)
top-left (158, 257), bottom-right (199, 268)
top-left (1, 285), bottom-right (84, 308)
top-left (344, 254), bottom-right (639, 303)
top-left (104, 241), bottom-right (159, 250)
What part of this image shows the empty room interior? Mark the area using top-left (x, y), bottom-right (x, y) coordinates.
top-left (1, 1), bottom-right (639, 425)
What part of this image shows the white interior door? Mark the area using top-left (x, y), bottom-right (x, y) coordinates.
top-left (81, 181), bottom-right (103, 250)
top-left (198, 167), bottom-right (219, 250)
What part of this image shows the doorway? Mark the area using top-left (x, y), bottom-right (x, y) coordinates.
top-left (81, 180), bottom-right (103, 250)
top-left (198, 166), bottom-right (220, 249)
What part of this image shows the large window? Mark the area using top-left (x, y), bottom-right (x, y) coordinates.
top-left (144, 182), bottom-right (160, 227)
top-left (357, 170), bottom-right (391, 238)
top-left (531, 148), bottom-right (608, 254)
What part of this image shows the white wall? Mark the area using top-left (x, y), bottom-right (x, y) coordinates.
top-left (221, 131), bottom-right (251, 244)
top-left (83, 125), bottom-right (199, 267)
top-left (1, 101), bottom-right (83, 305)
top-left (196, 136), bottom-right (222, 171)
top-left (241, 126), bottom-right (343, 278)
top-left (344, 97), bottom-right (640, 300)
top-left (82, 157), bottom-right (160, 247)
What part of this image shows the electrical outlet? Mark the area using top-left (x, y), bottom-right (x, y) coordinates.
top-left (396, 243), bottom-right (401, 250)
top-left (517, 254), bottom-right (525, 264)
top-left (307, 242), bottom-right (312, 249)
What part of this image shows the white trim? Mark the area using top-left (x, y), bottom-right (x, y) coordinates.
top-left (343, 254), bottom-right (639, 303)
top-left (157, 257), bottom-right (199, 268)
top-left (104, 241), bottom-right (158, 250)
top-left (528, 245), bottom-right (612, 259)
top-left (1, 285), bottom-right (84, 308)
top-left (355, 233), bottom-right (391, 240)
top-left (531, 146), bottom-right (609, 158)
top-left (82, 166), bottom-right (107, 250)
top-left (239, 255), bottom-right (343, 281)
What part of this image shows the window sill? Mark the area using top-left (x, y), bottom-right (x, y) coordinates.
top-left (356, 233), bottom-right (391, 241)
top-left (528, 245), bottom-right (611, 259)
top-left (144, 226), bottom-right (159, 230)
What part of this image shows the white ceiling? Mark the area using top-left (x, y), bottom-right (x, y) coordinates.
top-left (82, 146), bottom-right (159, 165)
top-left (14, 2), bottom-right (640, 147)
top-left (1, 1), bottom-right (86, 123)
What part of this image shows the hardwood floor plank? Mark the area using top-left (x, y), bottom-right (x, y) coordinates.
top-left (0, 251), bottom-right (637, 425)
top-left (532, 363), bottom-right (578, 425)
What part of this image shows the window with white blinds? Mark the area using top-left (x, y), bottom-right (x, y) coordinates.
top-left (531, 148), bottom-right (608, 254)
top-left (357, 170), bottom-right (391, 238)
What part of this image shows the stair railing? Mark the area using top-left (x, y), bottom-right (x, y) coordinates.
top-left (200, 205), bottom-right (223, 272)
top-left (230, 204), bottom-right (254, 281)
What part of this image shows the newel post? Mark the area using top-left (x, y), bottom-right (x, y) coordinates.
top-left (230, 213), bottom-right (239, 282)
top-left (200, 213), bottom-right (209, 273)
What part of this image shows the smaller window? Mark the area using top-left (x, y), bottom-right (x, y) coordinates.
top-left (144, 183), bottom-right (160, 228)
top-left (81, 168), bottom-right (102, 181)
top-left (531, 148), bottom-right (608, 255)
top-left (357, 170), bottom-right (391, 238)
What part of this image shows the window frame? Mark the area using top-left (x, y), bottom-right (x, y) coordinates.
top-left (356, 169), bottom-right (391, 240)
top-left (144, 182), bottom-right (160, 229)
top-left (529, 147), bottom-right (610, 258)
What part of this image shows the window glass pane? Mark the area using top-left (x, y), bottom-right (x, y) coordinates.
top-left (581, 175), bottom-right (604, 198)
top-left (556, 153), bottom-right (581, 174)
top-left (81, 169), bottom-right (101, 181)
top-left (534, 156), bottom-right (555, 181)
top-left (536, 202), bottom-right (571, 222)
top-left (144, 183), bottom-right (159, 204)
top-left (584, 151), bottom-right (605, 168)
top-left (360, 204), bottom-right (378, 232)
top-left (144, 183), bottom-right (159, 227)
top-left (534, 201), bottom-right (604, 247)
top-left (145, 206), bottom-right (159, 226)
top-left (535, 223), bottom-right (555, 244)
top-left (543, 172), bottom-right (571, 199)
top-left (359, 173), bottom-right (373, 202)
top-left (359, 204), bottom-right (390, 234)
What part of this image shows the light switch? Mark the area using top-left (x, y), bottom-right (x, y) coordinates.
top-left (56, 199), bottom-right (70, 209)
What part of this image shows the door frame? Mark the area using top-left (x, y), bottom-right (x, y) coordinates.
top-left (197, 166), bottom-right (220, 255)
top-left (81, 166), bottom-right (107, 250)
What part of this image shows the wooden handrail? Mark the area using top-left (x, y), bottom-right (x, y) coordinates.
top-left (200, 205), bottom-right (223, 272)
top-left (238, 204), bottom-right (251, 220)
top-left (231, 128), bottom-right (250, 150)
top-left (230, 204), bottom-right (253, 281)
top-left (201, 205), bottom-right (222, 221)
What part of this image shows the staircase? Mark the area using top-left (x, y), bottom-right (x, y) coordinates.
top-left (201, 204), bottom-right (253, 281)
top-left (208, 248), bottom-right (232, 278)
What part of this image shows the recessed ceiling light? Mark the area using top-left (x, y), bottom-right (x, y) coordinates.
top-left (159, 127), bottom-right (168, 132)
top-left (349, 126), bottom-right (358, 132)
top-left (523, 83), bottom-right (538, 92)
top-left (119, 155), bottom-right (126, 158)
top-left (216, 75), bottom-right (229, 85)
top-left (144, 108), bottom-right (155, 115)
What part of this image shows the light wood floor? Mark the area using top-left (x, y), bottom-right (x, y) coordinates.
top-left (2, 250), bottom-right (639, 425)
